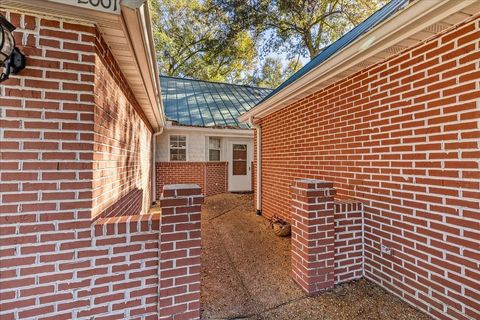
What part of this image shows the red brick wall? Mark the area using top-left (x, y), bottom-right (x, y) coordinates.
top-left (205, 162), bottom-right (228, 196)
top-left (155, 162), bottom-right (227, 199)
top-left (159, 185), bottom-right (203, 319)
top-left (291, 180), bottom-right (336, 294)
top-left (258, 17), bottom-right (479, 320)
top-left (334, 201), bottom-right (363, 284)
top-left (0, 10), bottom-right (160, 319)
top-left (92, 30), bottom-right (153, 219)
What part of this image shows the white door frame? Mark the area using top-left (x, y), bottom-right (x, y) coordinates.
top-left (227, 140), bottom-right (252, 192)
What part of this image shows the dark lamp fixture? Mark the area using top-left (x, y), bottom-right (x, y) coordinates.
top-left (0, 14), bottom-right (26, 83)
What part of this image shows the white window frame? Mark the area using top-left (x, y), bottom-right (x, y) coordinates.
top-left (169, 135), bottom-right (187, 161)
top-left (208, 137), bottom-right (222, 162)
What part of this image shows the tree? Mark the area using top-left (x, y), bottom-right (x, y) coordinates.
top-left (253, 56), bottom-right (303, 88)
top-left (254, 57), bottom-right (283, 88)
top-left (216, 0), bottom-right (382, 60)
top-left (149, 0), bottom-right (257, 83)
top-left (284, 55), bottom-right (303, 77)
top-left (150, 0), bottom-right (382, 84)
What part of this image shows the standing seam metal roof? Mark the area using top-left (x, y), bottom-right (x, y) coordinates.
top-left (255, 0), bottom-right (410, 106)
top-left (160, 76), bottom-right (272, 128)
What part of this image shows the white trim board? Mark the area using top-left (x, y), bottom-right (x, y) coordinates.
top-left (164, 123), bottom-right (254, 138)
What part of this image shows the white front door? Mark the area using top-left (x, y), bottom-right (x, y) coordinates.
top-left (228, 141), bottom-right (252, 192)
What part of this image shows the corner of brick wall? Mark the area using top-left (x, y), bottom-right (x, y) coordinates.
top-left (291, 179), bottom-right (365, 294)
top-left (291, 179), bottom-right (336, 294)
top-left (158, 184), bottom-right (203, 320)
top-left (0, 9), bottom-right (157, 320)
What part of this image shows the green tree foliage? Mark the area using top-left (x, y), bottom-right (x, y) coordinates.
top-left (254, 57), bottom-right (282, 88)
top-left (149, 0), bottom-right (257, 83)
top-left (150, 0), bottom-right (381, 85)
top-left (216, 0), bottom-right (382, 60)
top-left (253, 56), bottom-right (303, 88)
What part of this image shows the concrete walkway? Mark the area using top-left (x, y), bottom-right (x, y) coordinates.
top-left (201, 193), bottom-right (431, 320)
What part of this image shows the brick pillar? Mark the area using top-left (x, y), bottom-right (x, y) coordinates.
top-left (159, 184), bottom-right (203, 320)
top-left (291, 179), bottom-right (336, 295)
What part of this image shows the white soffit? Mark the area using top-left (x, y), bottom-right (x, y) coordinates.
top-left (239, 0), bottom-right (480, 122)
top-left (0, 0), bottom-right (165, 131)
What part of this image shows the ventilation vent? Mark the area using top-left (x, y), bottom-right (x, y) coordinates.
top-left (356, 61), bottom-right (372, 69)
top-left (383, 45), bottom-right (406, 55)
top-left (424, 23), bottom-right (450, 34)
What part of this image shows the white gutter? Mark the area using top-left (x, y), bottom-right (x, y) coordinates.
top-left (164, 122), bottom-right (253, 137)
top-left (121, 1), bottom-right (166, 201)
top-left (239, 0), bottom-right (476, 122)
top-left (120, 1), bottom-right (166, 129)
top-left (152, 127), bottom-right (164, 203)
top-left (249, 117), bottom-right (262, 215)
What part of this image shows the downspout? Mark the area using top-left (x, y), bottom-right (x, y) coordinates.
top-left (249, 116), bottom-right (262, 216)
top-left (152, 127), bottom-right (164, 204)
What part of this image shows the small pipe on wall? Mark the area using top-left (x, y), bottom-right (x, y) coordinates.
top-left (249, 116), bottom-right (262, 215)
top-left (152, 126), bottom-right (164, 204)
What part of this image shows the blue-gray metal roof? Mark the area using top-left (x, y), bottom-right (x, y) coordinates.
top-left (160, 76), bottom-right (272, 128)
top-left (256, 0), bottom-right (409, 105)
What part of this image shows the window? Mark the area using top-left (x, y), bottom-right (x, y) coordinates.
top-left (170, 135), bottom-right (186, 161)
top-left (208, 137), bottom-right (221, 161)
top-left (232, 144), bottom-right (247, 175)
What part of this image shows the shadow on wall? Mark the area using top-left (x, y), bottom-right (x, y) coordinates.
top-left (95, 187), bottom-right (144, 220)
top-left (92, 34), bottom-right (153, 219)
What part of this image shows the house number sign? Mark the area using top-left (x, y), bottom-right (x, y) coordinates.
top-left (49, 0), bottom-right (121, 14)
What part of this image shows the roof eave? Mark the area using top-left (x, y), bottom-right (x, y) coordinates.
top-left (121, 2), bottom-right (166, 130)
top-left (165, 122), bottom-right (254, 137)
top-left (239, 0), bottom-right (479, 123)
top-left (2, 0), bottom-right (165, 131)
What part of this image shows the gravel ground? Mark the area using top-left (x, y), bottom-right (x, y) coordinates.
top-left (201, 193), bottom-right (431, 320)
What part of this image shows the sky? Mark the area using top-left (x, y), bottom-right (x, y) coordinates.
top-left (254, 29), bottom-right (310, 76)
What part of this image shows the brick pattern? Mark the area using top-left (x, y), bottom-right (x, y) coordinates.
top-left (291, 179), bottom-right (336, 294)
top-left (155, 161), bottom-right (227, 199)
top-left (258, 16), bottom-right (480, 320)
top-left (92, 28), bottom-right (153, 219)
top-left (0, 10), bottom-right (158, 320)
top-left (159, 185), bottom-right (203, 320)
top-left (0, 12), bottom-right (96, 220)
top-left (334, 200), bottom-right (363, 284)
top-left (290, 181), bottom-right (364, 293)
top-left (205, 162), bottom-right (228, 196)
top-left (86, 215), bottom-right (160, 319)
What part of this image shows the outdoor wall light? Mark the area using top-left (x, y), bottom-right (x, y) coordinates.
top-left (0, 14), bottom-right (26, 83)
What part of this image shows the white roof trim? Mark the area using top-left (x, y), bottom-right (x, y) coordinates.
top-left (165, 122), bottom-right (253, 138)
top-left (1, 0), bottom-right (166, 131)
top-left (239, 0), bottom-right (480, 122)
top-left (120, 3), bottom-right (165, 130)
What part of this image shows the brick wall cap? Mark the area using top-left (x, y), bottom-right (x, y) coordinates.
top-left (164, 184), bottom-right (201, 190)
top-left (293, 179), bottom-right (334, 189)
top-left (156, 161), bottom-right (227, 166)
top-left (162, 184), bottom-right (202, 198)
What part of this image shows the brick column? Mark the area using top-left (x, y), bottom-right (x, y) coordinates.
top-left (159, 184), bottom-right (203, 320)
top-left (291, 179), bottom-right (336, 295)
